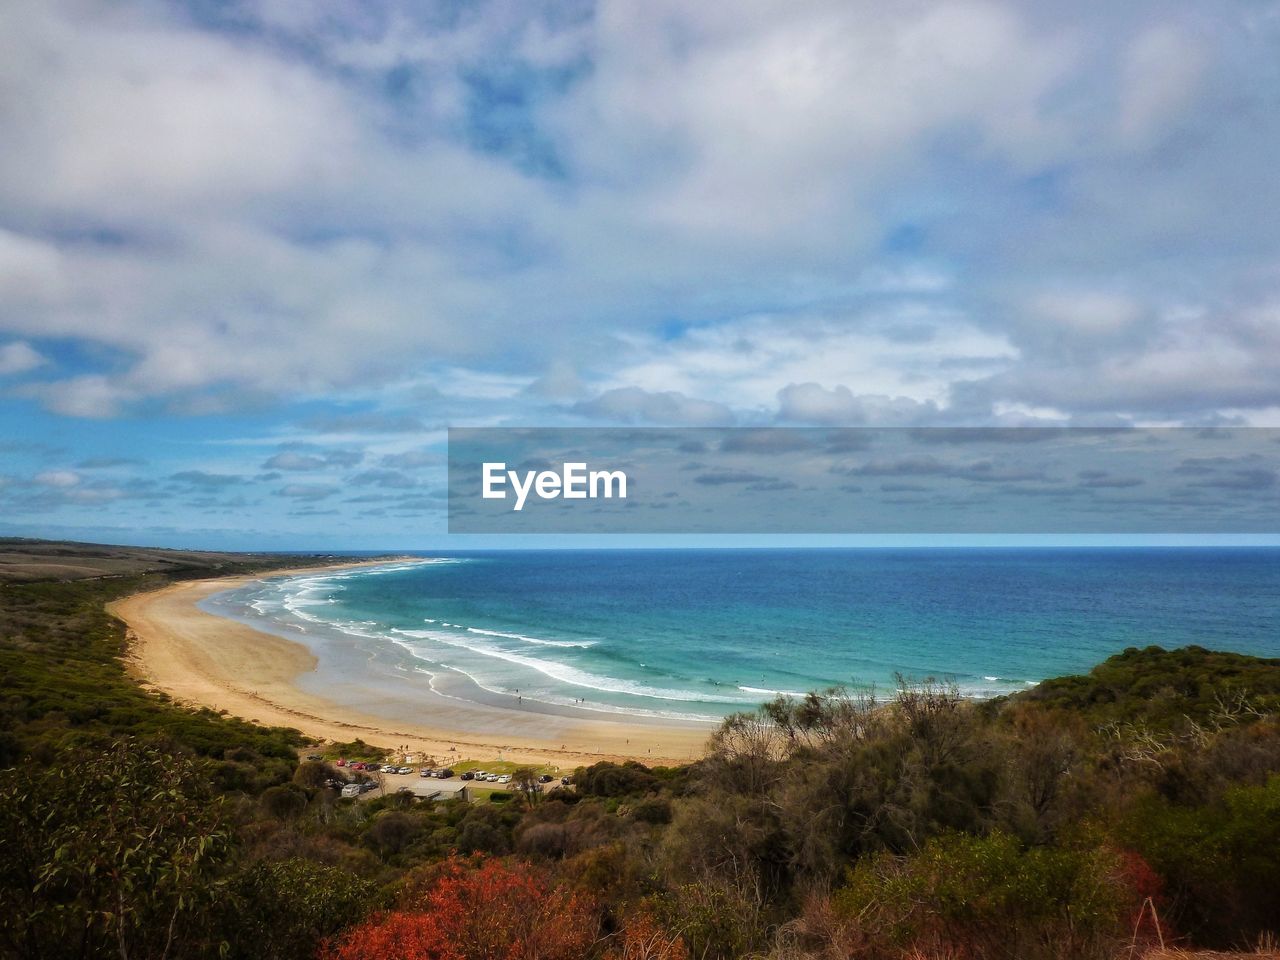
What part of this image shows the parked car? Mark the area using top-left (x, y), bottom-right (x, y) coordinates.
top-left (459, 771), bottom-right (475, 781)
top-left (537, 774), bottom-right (553, 783)
top-left (436, 768), bottom-right (454, 779)
top-left (335, 758), bottom-right (347, 767)
top-left (397, 766), bottom-right (413, 775)
top-left (340, 783), bottom-right (362, 799)
top-left (497, 774), bottom-right (512, 784)
top-left (381, 764), bottom-right (398, 773)
top-left (420, 768), bottom-right (435, 777)
top-left (350, 762), bottom-right (365, 770)
top-left (360, 781), bottom-right (378, 793)
top-left (561, 776), bottom-right (571, 785)
top-left (305, 754), bottom-right (322, 761)
top-left (485, 774), bottom-right (500, 782)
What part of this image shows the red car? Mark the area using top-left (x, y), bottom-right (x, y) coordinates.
top-left (336, 758), bottom-right (347, 767)
top-left (350, 762), bottom-right (365, 770)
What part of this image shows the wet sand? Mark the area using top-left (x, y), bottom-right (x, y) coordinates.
top-left (108, 564), bottom-right (713, 768)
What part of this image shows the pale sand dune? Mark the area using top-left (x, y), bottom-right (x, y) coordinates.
top-left (108, 564), bottom-right (713, 768)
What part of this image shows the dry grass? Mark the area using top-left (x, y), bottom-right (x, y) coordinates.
top-left (1142, 954), bottom-right (1278, 959)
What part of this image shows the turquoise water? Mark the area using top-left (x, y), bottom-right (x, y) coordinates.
top-left (206, 549), bottom-right (1280, 723)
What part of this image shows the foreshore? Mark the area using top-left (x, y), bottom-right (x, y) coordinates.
top-left (108, 561), bottom-right (713, 768)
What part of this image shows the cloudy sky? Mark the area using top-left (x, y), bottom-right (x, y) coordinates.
top-left (2, 0), bottom-right (1279, 548)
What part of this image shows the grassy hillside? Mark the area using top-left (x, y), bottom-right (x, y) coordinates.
top-left (0, 541), bottom-right (357, 774)
top-left (0, 537), bottom-right (350, 583)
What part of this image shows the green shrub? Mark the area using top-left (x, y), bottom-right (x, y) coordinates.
top-left (1122, 774), bottom-right (1280, 944)
top-left (224, 858), bottom-right (380, 960)
top-left (574, 760), bottom-right (661, 797)
top-left (1022, 645), bottom-right (1280, 728)
top-left (833, 831), bottom-right (1132, 960)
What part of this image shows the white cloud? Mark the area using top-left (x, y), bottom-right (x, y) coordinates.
top-left (1116, 24), bottom-right (1207, 149)
top-left (776, 382), bottom-right (938, 425)
top-left (35, 470), bottom-right (80, 487)
top-left (277, 483), bottom-right (339, 500)
top-left (0, 0), bottom-right (1276, 434)
top-left (968, 297), bottom-right (1280, 420)
top-left (1025, 291), bottom-right (1146, 340)
top-left (0, 1), bottom-right (360, 219)
top-left (19, 375), bottom-right (137, 418)
top-left (572, 386), bottom-right (735, 424)
top-left (0, 340), bottom-right (47, 376)
top-left (557, 1), bottom-right (1076, 246)
top-left (591, 308), bottom-right (1017, 416)
top-left (0, 230), bottom-right (64, 306)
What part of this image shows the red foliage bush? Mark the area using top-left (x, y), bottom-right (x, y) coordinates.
top-left (1118, 849), bottom-right (1172, 946)
top-left (321, 855), bottom-right (598, 960)
top-left (609, 910), bottom-right (690, 960)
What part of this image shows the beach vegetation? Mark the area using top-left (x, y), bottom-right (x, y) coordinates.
top-left (221, 858), bottom-right (379, 960)
top-left (830, 831), bottom-right (1138, 960)
top-left (1019, 644), bottom-right (1280, 727)
top-left (0, 573), bottom-right (305, 775)
top-left (320, 854), bottom-right (599, 960)
top-left (0, 741), bottom-right (232, 960)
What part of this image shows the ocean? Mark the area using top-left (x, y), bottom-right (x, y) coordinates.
top-left (203, 548), bottom-right (1280, 725)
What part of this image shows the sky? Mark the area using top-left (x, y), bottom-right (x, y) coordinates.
top-left (1, 0), bottom-right (1279, 550)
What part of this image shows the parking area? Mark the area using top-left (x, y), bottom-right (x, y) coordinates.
top-left (313, 754), bottom-right (573, 803)
top-left (382, 776), bottom-right (472, 801)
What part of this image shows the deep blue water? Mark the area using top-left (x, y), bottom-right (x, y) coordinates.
top-left (211, 549), bottom-right (1280, 722)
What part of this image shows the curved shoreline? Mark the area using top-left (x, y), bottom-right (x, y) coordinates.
top-left (108, 563), bottom-right (713, 767)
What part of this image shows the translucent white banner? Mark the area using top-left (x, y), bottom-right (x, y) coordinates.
top-left (447, 427), bottom-right (1280, 534)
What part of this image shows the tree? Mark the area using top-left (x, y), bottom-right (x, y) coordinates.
top-left (0, 740), bottom-right (231, 960)
top-left (261, 783), bottom-right (308, 821)
top-left (366, 811), bottom-right (420, 859)
top-left (293, 760), bottom-right (339, 789)
top-left (702, 711), bottom-right (784, 797)
top-left (512, 766), bottom-right (541, 807)
top-left (573, 761), bottom-right (660, 798)
top-left (1002, 706), bottom-right (1082, 840)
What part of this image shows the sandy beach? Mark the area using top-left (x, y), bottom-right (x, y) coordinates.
top-left (108, 563), bottom-right (713, 768)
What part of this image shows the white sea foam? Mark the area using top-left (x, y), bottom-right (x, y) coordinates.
top-left (263, 584), bottom-right (721, 710)
top-left (463, 626), bottom-right (593, 648)
top-left (411, 662), bottom-right (723, 723)
top-left (738, 685), bottom-right (808, 698)
top-left (394, 628), bottom-right (754, 705)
